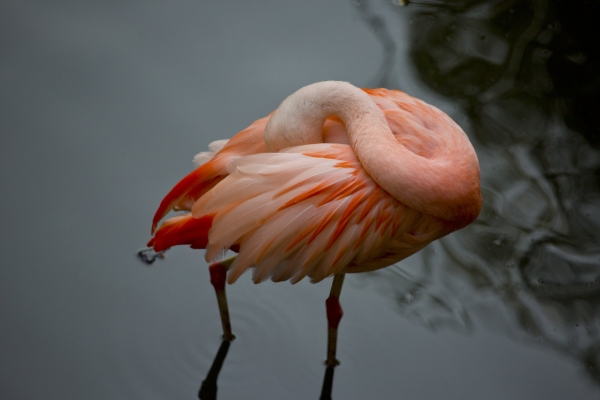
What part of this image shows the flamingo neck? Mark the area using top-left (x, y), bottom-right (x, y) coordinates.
top-left (263, 81), bottom-right (481, 225)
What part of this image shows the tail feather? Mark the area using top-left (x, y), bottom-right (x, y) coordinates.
top-left (151, 160), bottom-right (225, 234)
top-left (150, 117), bottom-right (270, 234)
top-left (148, 213), bottom-right (215, 252)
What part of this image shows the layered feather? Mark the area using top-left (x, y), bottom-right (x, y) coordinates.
top-left (149, 88), bottom-right (463, 283)
top-left (189, 143), bottom-right (445, 283)
top-left (151, 117), bottom-right (269, 232)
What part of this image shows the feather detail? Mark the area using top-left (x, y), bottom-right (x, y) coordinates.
top-left (147, 84), bottom-right (480, 284)
top-left (149, 213), bottom-right (214, 252)
top-left (151, 117), bottom-right (269, 233)
top-left (193, 139), bottom-right (230, 166)
top-left (185, 143), bottom-right (445, 284)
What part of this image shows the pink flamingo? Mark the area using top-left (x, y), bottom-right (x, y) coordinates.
top-left (146, 81), bottom-right (482, 366)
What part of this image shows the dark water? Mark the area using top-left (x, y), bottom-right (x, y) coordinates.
top-left (2, 1), bottom-right (599, 399)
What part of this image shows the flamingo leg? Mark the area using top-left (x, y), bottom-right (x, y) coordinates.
top-left (208, 257), bottom-right (237, 341)
top-left (325, 273), bottom-right (345, 366)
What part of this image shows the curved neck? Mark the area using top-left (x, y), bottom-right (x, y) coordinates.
top-left (263, 81), bottom-right (481, 225)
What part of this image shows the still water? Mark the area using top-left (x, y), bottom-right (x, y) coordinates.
top-left (2, 1), bottom-right (599, 399)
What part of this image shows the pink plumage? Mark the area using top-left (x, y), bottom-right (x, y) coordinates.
top-left (148, 82), bottom-right (481, 285)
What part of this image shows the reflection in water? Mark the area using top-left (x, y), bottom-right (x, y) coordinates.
top-left (319, 366), bottom-right (335, 400)
top-left (352, 0), bottom-right (397, 88)
top-left (357, 0), bottom-right (600, 386)
top-left (198, 340), bottom-right (231, 400)
top-left (196, 341), bottom-right (338, 400)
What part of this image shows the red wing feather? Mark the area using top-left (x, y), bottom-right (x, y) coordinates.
top-left (151, 160), bottom-right (225, 233)
top-left (149, 214), bottom-right (215, 252)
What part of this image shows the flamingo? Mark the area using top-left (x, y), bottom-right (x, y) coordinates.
top-left (145, 81), bottom-right (482, 366)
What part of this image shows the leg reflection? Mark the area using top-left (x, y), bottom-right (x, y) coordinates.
top-left (198, 340), bottom-right (231, 400)
top-left (319, 365), bottom-right (335, 400)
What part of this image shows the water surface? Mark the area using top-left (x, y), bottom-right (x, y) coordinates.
top-left (1, 1), bottom-right (599, 399)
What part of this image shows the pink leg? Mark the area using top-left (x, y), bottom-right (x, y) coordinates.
top-left (209, 261), bottom-right (235, 341)
top-left (325, 273), bottom-right (345, 366)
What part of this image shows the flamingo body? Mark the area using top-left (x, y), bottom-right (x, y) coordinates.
top-left (148, 82), bottom-right (481, 284)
